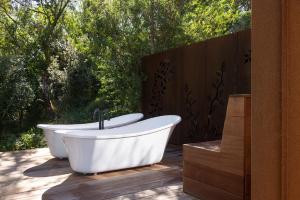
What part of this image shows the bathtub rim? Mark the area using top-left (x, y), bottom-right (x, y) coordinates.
top-left (56, 115), bottom-right (181, 140)
top-left (37, 113), bottom-right (144, 130)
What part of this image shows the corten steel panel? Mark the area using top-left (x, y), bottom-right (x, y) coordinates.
top-left (163, 48), bottom-right (183, 144)
top-left (141, 49), bottom-right (183, 144)
top-left (205, 32), bottom-right (238, 141)
top-left (237, 31), bottom-right (251, 93)
top-left (142, 30), bottom-right (251, 144)
top-left (181, 42), bottom-right (207, 143)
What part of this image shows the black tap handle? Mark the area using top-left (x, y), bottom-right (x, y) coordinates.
top-left (93, 107), bottom-right (111, 130)
top-left (99, 111), bottom-right (103, 130)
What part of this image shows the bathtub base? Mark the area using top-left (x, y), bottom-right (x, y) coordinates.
top-left (75, 164), bottom-right (154, 175)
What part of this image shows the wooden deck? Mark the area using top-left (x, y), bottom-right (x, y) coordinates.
top-left (0, 146), bottom-right (199, 200)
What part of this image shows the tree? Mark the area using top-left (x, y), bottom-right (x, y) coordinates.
top-left (79, 0), bottom-right (189, 114)
top-left (182, 0), bottom-right (250, 41)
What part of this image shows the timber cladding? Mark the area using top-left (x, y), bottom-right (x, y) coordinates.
top-left (141, 29), bottom-right (251, 144)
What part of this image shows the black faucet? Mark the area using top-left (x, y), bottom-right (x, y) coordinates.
top-left (93, 108), bottom-right (110, 130)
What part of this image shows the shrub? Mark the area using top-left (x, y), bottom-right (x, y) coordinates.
top-left (15, 128), bottom-right (47, 150)
top-left (0, 128), bottom-right (47, 152)
top-left (0, 134), bottom-right (17, 152)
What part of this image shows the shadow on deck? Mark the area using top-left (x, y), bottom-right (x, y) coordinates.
top-left (0, 146), bottom-right (198, 200)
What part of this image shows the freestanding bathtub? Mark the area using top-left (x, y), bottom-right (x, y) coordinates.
top-left (56, 115), bottom-right (181, 174)
top-left (37, 113), bottom-right (144, 159)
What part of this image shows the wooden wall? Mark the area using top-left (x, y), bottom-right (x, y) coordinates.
top-left (141, 30), bottom-right (251, 144)
top-left (252, 0), bottom-right (300, 199)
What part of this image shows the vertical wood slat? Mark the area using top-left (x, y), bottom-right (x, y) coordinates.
top-left (251, 0), bottom-right (282, 199)
top-left (252, 0), bottom-right (300, 199)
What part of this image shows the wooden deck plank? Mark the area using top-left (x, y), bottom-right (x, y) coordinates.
top-left (0, 146), bottom-right (198, 200)
top-left (106, 182), bottom-right (183, 200)
top-left (1, 163), bottom-right (178, 195)
top-left (43, 171), bottom-right (181, 199)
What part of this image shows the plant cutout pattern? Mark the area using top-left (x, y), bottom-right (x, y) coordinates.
top-left (244, 50), bottom-right (251, 64)
top-left (148, 59), bottom-right (175, 117)
top-left (184, 84), bottom-right (201, 138)
top-left (183, 62), bottom-right (226, 141)
top-left (205, 62), bottom-right (226, 139)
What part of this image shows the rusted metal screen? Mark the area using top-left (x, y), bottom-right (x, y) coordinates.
top-left (141, 29), bottom-right (251, 144)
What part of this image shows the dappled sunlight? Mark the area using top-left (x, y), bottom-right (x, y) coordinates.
top-left (42, 167), bottom-right (183, 199)
top-left (0, 148), bottom-right (73, 199)
top-left (41, 146), bottom-right (185, 199)
top-left (0, 148), bottom-right (50, 183)
top-left (0, 146), bottom-right (195, 199)
top-left (111, 183), bottom-right (183, 199)
top-left (2, 172), bottom-right (72, 199)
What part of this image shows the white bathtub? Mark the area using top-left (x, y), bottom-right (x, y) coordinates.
top-left (56, 115), bottom-right (181, 174)
top-left (37, 113), bottom-right (144, 159)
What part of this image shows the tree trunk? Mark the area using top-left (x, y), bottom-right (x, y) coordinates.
top-left (149, 0), bottom-right (156, 53)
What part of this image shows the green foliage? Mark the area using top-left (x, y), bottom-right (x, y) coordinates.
top-left (182, 0), bottom-right (251, 40)
top-left (0, 57), bottom-right (36, 123)
top-left (79, 0), bottom-right (189, 115)
top-left (0, 134), bottom-right (17, 152)
top-left (0, 128), bottom-right (46, 152)
top-left (46, 43), bottom-right (98, 117)
top-left (0, 0), bottom-right (251, 151)
top-left (15, 128), bottom-right (46, 150)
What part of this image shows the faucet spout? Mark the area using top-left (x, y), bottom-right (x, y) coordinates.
top-left (93, 108), bottom-right (100, 121)
top-left (93, 108), bottom-right (109, 130)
